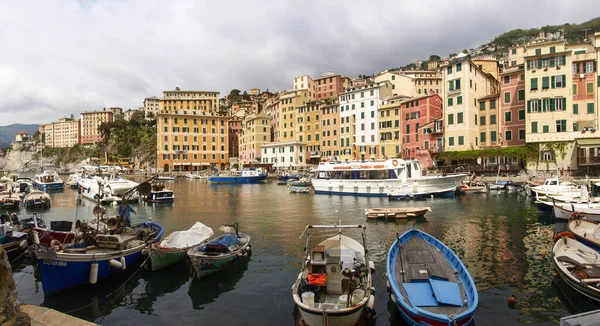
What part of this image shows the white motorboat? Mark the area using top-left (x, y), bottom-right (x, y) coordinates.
top-left (23, 190), bottom-right (51, 208)
top-left (552, 200), bottom-right (600, 221)
top-left (530, 177), bottom-right (580, 198)
top-left (292, 224), bottom-right (374, 326)
top-left (312, 159), bottom-right (466, 197)
top-left (33, 166), bottom-right (64, 190)
top-left (78, 176), bottom-right (140, 204)
top-left (11, 177), bottom-right (33, 197)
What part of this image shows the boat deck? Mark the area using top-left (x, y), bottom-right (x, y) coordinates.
top-left (394, 236), bottom-right (466, 315)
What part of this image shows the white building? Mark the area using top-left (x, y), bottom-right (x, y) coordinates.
top-left (143, 96), bottom-right (160, 119)
top-left (293, 75), bottom-right (316, 99)
top-left (261, 141), bottom-right (308, 171)
top-left (338, 81), bottom-right (393, 160)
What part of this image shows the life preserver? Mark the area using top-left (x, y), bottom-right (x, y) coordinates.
top-left (50, 239), bottom-right (64, 252)
top-left (392, 160), bottom-right (399, 167)
top-left (570, 211), bottom-right (585, 226)
top-left (553, 231), bottom-right (574, 244)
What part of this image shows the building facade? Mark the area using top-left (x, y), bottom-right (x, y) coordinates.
top-left (378, 97), bottom-right (404, 159)
top-left (401, 94), bottom-right (443, 168)
top-left (143, 97), bottom-right (161, 119)
top-left (499, 65), bottom-right (526, 147)
top-left (44, 117), bottom-right (80, 148)
top-left (261, 141), bottom-right (308, 171)
top-left (296, 101), bottom-right (322, 164)
top-left (80, 110), bottom-right (114, 145)
top-left (239, 113), bottom-right (272, 166)
top-left (314, 72), bottom-right (344, 100)
top-left (228, 115), bottom-right (243, 159)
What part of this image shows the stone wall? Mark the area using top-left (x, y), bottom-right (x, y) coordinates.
top-left (0, 244), bottom-right (30, 325)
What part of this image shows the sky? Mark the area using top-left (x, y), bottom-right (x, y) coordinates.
top-left (0, 0), bottom-right (597, 125)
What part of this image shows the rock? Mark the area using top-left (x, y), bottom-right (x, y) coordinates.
top-left (0, 244), bottom-right (31, 325)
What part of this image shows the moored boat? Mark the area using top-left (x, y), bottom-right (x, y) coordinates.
top-left (23, 190), bottom-right (51, 208)
top-left (457, 182), bottom-right (487, 194)
top-left (0, 213), bottom-right (33, 262)
top-left (289, 185), bottom-right (312, 193)
top-left (188, 223), bottom-right (251, 278)
top-left (288, 178), bottom-right (312, 187)
top-left (567, 219), bottom-right (600, 251)
top-left (365, 207), bottom-right (430, 219)
top-left (207, 170), bottom-right (267, 184)
top-left (149, 222), bottom-right (213, 271)
top-left (387, 227), bottom-right (478, 325)
top-left (33, 166), bottom-right (64, 190)
top-left (552, 201), bottom-right (600, 222)
top-left (11, 177), bottom-right (33, 197)
top-left (292, 224), bottom-right (375, 326)
top-left (553, 236), bottom-right (600, 303)
top-left (530, 177), bottom-right (579, 199)
top-left (313, 159), bottom-right (467, 197)
top-left (0, 190), bottom-right (21, 209)
top-left (143, 181), bottom-right (175, 203)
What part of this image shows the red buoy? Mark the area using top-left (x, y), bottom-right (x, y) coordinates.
top-left (508, 296), bottom-right (517, 306)
top-left (553, 231), bottom-right (574, 244)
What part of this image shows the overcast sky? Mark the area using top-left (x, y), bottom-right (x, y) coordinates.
top-left (0, 0), bottom-right (597, 126)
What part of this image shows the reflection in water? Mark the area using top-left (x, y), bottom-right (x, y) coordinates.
top-left (188, 257), bottom-right (250, 309)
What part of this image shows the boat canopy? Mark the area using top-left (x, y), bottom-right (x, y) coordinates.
top-left (159, 222), bottom-right (214, 249)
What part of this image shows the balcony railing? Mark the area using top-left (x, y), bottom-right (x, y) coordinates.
top-left (429, 146), bottom-right (443, 154)
top-left (578, 156), bottom-right (600, 165)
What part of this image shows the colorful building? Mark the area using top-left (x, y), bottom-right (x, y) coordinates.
top-left (262, 96), bottom-right (280, 142)
top-left (239, 113), bottom-right (272, 166)
top-left (400, 94), bottom-right (443, 169)
top-left (477, 94), bottom-right (501, 149)
top-left (261, 141), bottom-right (308, 171)
top-left (412, 71), bottom-right (442, 96)
top-left (499, 65), bottom-right (526, 147)
top-left (314, 72), bottom-right (345, 100)
top-left (279, 90), bottom-right (311, 142)
top-left (378, 96), bottom-right (406, 158)
top-left (156, 88), bottom-right (227, 172)
top-left (319, 101), bottom-right (341, 160)
top-left (443, 54), bottom-right (500, 152)
top-left (296, 101), bottom-right (322, 164)
top-left (228, 115), bottom-right (242, 159)
top-left (419, 118), bottom-right (445, 166)
top-left (43, 117), bottom-right (80, 148)
top-left (80, 109), bottom-right (114, 145)
top-left (143, 96), bottom-right (160, 119)
top-left (338, 81), bottom-right (393, 160)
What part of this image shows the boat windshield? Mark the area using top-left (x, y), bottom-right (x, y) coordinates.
top-left (317, 169), bottom-right (397, 180)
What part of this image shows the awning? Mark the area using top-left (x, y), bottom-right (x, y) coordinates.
top-left (173, 163), bottom-right (182, 166)
top-left (310, 155), bottom-right (321, 158)
top-left (182, 162), bottom-right (191, 165)
top-left (192, 163), bottom-right (201, 166)
top-left (576, 138), bottom-right (600, 147)
top-left (201, 163), bottom-right (211, 166)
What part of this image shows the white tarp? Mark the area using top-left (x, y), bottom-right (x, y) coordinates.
top-left (159, 222), bottom-right (214, 248)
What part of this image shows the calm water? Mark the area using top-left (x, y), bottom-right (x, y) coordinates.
top-left (10, 178), bottom-right (600, 325)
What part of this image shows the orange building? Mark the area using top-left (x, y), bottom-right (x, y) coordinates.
top-left (80, 109), bottom-right (114, 145)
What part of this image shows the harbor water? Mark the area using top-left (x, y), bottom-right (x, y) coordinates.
top-left (11, 179), bottom-right (600, 325)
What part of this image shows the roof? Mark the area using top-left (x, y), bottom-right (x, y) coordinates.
top-left (576, 138), bottom-right (600, 146)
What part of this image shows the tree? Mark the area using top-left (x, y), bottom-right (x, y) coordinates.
top-left (449, 53), bottom-right (457, 58)
top-left (228, 89), bottom-right (242, 103)
top-left (428, 55), bottom-right (441, 61)
top-left (462, 49), bottom-right (469, 54)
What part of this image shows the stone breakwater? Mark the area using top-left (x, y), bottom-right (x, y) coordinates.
top-left (0, 148), bottom-right (83, 174)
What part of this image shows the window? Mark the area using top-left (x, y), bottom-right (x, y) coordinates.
top-left (585, 61), bottom-right (594, 73)
top-left (573, 104), bottom-right (578, 114)
top-left (456, 63), bottom-right (462, 72)
top-left (392, 75), bottom-right (395, 80)
top-left (573, 63), bottom-right (579, 74)
top-left (457, 112), bottom-right (463, 124)
top-left (573, 84), bottom-right (578, 95)
top-left (480, 132), bottom-right (486, 142)
top-left (480, 116), bottom-right (486, 125)
top-left (541, 151), bottom-right (554, 162)
top-left (518, 89), bottom-right (525, 101)
top-left (490, 115), bottom-right (496, 125)
top-left (504, 76), bottom-right (510, 84)
top-left (542, 76), bottom-right (549, 89)
top-left (587, 83), bottom-right (594, 94)
top-left (556, 119), bottom-right (567, 132)
top-left (448, 114), bottom-right (454, 125)
top-left (531, 78), bottom-right (538, 90)
top-left (458, 136), bottom-right (464, 145)
top-left (448, 137), bottom-right (454, 146)
top-left (457, 96), bottom-right (463, 105)
top-left (553, 75), bottom-right (565, 88)
top-left (550, 46), bottom-right (556, 53)
top-left (504, 92), bottom-right (510, 104)
top-left (447, 66), bottom-right (452, 74)
top-left (490, 131), bottom-right (497, 141)
top-left (588, 103), bottom-right (595, 114)
top-left (543, 125), bottom-right (549, 133)
top-left (505, 111), bottom-right (512, 122)
top-left (531, 122), bottom-right (538, 133)
top-left (518, 110), bottom-right (525, 120)
top-left (529, 100), bottom-right (539, 112)
top-left (519, 129), bottom-right (526, 140)
top-left (480, 101), bottom-right (485, 110)
top-left (448, 98), bottom-right (453, 106)
top-left (505, 130), bottom-right (512, 141)
top-left (535, 49), bottom-right (541, 56)
top-left (512, 48), bottom-right (517, 54)
top-left (490, 100), bottom-right (496, 109)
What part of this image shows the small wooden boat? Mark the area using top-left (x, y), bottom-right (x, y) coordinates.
top-left (0, 190), bottom-right (21, 209)
top-left (560, 309), bottom-right (600, 326)
top-left (458, 182), bottom-right (487, 194)
top-left (149, 222), bottom-right (213, 271)
top-left (276, 180), bottom-right (288, 185)
top-left (157, 175), bottom-right (176, 181)
top-left (0, 213), bottom-right (34, 262)
top-left (187, 223), bottom-right (251, 279)
top-left (387, 227), bottom-right (478, 325)
top-left (289, 185), bottom-right (311, 193)
top-left (288, 178), bottom-right (312, 187)
top-left (553, 236), bottom-right (600, 303)
top-left (505, 182), bottom-right (524, 193)
top-left (23, 190), bottom-right (51, 208)
top-left (292, 224), bottom-right (375, 326)
top-left (365, 207), bottom-right (431, 219)
top-left (567, 219), bottom-right (600, 251)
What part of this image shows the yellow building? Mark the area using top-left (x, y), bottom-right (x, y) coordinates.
top-left (319, 101), bottom-right (341, 160)
top-left (477, 94), bottom-right (501, 149)
top-left (374, 71), bottom-right (413, 96)
top-left (80, 109), bottom-right (114, 145)
top-left (412, 71), bottom-right (442, 96)
top-left (279, 90), bottom-right (311, 142)
top-left (296, 101), bottom-right (321, 164)
top-left (43, 117), bottom-right (80, 148)
top-left (378, 96), bottom-right (405, 158)
top-left (239, 113), bottom-right (272, 166)
top-left (507, 45), bottom-right (526, 67)
top-left (157, 88), bottom-right (227, 172)
top-left (442, 54), bottom-right (500, 151)
top-left (293, 75), bottom-right (316, 96)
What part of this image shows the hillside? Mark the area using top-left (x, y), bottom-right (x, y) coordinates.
top-left (0, 124), bottom-right (39, 149)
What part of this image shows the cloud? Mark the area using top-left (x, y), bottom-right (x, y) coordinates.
top-left (0, 0), bottom-right (596, 125)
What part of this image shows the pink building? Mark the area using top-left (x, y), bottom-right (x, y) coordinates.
top-left (401, 94), bottom-right (443, 168)
top-left (314, 73), bottom-right (344, 100)
top-left (499, 65), bottom-right (526, 147)
top-left (228, 116), bottom-right (242, 158)
top-left (419, 118), bottom-right (444, 168)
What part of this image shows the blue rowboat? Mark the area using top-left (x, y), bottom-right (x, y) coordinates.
top-left (35, 221), bottom-right (163, 295)
top-left (387, 227), bottom-right (478, 326)
top-left (207, 170), bottom-right (267, 184)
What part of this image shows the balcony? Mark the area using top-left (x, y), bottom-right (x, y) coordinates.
top-left (431, 128), bottom-right (444, 134)
top-left (429, 146), bottom-right (443, 154)
top-left (448, 88), bottom-right (461, 95)
top-left (578, 156), bottom-right (600, 166)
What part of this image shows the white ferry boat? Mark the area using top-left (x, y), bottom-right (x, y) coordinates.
top-left (312, 159), bottom-right (467, 197)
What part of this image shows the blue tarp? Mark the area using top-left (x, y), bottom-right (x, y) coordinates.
top-left (402, 282), bottom-right (439, 307)
top-left (200, 234), bottom-right (239, 252)
top-left (429, 278), bottom-right (463, 306)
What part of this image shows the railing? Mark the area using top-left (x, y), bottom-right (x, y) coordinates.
top-left (578, 156), bottom-right (600, 165)
top-left (429, 146), bottom-right (443, 154)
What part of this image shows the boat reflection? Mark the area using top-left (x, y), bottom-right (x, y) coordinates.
top-left (552, 276), bottom-right (600, 314)
top-left (188, 257), bottom-right (250, 309)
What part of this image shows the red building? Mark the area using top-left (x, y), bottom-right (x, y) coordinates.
top-left (314, 73), bottom-right (344, 100)
top-left (228, 115), bottom-right (243, 158)
top-left (401, 94), bottom-right (443, 168)
top-left (499, 65), bottom-right (526, 147)
top-left (419, 118), bottom-right (444, 168)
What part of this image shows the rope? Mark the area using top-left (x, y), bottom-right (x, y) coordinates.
top-left (64, 254), bottom-right (151, 315)
top-left (9, 248), bottom-right (29, 264)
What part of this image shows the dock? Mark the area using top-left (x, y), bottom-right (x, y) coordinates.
top-left (21, 305), bottom-right (97, 326)
top-left (365, 207), bottom-right (431, 219)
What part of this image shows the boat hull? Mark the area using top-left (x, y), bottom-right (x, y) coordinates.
top-left (207, 175), bottom-right (267, 184)
top-left (2, 232), bottom-right (31, 262)
top-left (553, 204), bottom-right (600, 222)
top-left (190, 252), bottom-right (248, 278)
top-left (150, 247), bottom-right (188, 271)
top-left (36, 249), bottom-right (144, 295)
top-left (34, 182), bottom-right (64, 190)
top-left (553, 238), bottom-right (600, 303)
top-left (393, 300), bottom-right (474, 326)
top-left (297, 301), bottom-right (365, 326)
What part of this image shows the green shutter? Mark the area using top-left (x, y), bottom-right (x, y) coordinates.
top-left (550, 57), bottom-right (555, 66)
top-left (562, 75), bottom-right (566, 87)
top-left (532, 122), bottom-right (538, 133)
top-left (538, 58), bottom-right (542, 68)
top-left (542, 99), bottom-right (547, 111)
top-left (562, 55), bottom-right (566, 65)
top-left (574, 104), bottom-right (579, 114)
top-left (527, 100), bottom-right (531, 113)
top-left (562, 98), bottom-right (566, 111)
top-left (594, 61), bottom-right (597, 72)
top-left (527, 60), bottom-right (530, 70)
top-left (550, 99), bottom-right (555, 111)
top-left (551, 76), bottom-right (555, 88)
top-left (542, 76), bottom-right (549, 89)
top-left (562, 120), bottom-right (567, 131)
top-left (531, 78), bottom-right (538, 90)
top-left (588, 103), bottom-right (595, 114)
top-left (576, 63), bottom-right (581, 74)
